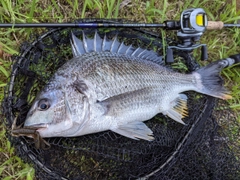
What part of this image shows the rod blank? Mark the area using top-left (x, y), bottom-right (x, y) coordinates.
top-left (0, 23), bottom-right (165, 28)
top-left (224, 24), bottom-right (240, 28)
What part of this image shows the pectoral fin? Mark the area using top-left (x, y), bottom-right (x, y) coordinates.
top-left (97, 88), bottom-right (152, 116)
top-left (111, 121), bottom-right (154, 141)
top-left (162, 94), bottom-right (188, 125)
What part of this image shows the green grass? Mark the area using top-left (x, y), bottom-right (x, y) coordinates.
top-left (0, 0), bottom-right (240, 179)
top-left (0, 124), bottom-right (35, 179)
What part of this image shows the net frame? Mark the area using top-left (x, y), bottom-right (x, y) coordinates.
top-left (1, 23), bottom-right (239, 179)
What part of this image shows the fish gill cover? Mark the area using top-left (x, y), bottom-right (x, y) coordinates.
top-left (1, 23), bottom-right (240, 179)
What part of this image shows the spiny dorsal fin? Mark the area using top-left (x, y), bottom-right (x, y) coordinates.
top-left (102, 34), bottom-right (112, 52)
top-left (71, 31), bottom-right (163, 64)
top-left (94, 31), bottom-right (103, 52)
top-left (117, 42), bottom-right (129, 54)
top-left (125, 44), bottom-right (135, 55)
top-left (71, 32), bottom-right (86, 56)
top-left (110, 35), bottom-right (121, 53)
top-left (82, 31), bottom-right (95, 53)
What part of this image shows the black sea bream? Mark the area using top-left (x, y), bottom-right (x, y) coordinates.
top-left (24, 31), bottom-right (233, 141)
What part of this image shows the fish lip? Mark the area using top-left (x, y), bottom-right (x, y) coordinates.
top-left (25, 123), bottom-right (48, 130)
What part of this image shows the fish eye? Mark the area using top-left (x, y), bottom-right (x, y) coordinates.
top-left (38, 99), bottom-right (50, 111)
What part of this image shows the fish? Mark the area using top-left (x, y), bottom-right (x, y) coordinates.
top-left (23, 31), bottom-right (233, 141)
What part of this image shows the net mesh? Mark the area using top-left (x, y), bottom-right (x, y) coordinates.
top-left (1, 24), bottom-right (239, 180)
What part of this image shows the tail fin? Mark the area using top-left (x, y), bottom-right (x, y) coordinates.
top-left (193, 58), bottom-right (234, 100)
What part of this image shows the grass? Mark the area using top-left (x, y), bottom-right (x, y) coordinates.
top-left (0, 124), bottom-right (35, 180)
top-left (0, 0), bottom-right (240, 179)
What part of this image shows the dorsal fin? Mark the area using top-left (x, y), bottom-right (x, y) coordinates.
top-left (82, 31), bottom-right (94, 53)
top-left (94, 31), bottom-right (103, 52)
top-left (117, 42), bottom-right (129, 54)
top-left (70, 31), bottom-right (163, 64)
top-left (71, 32), bottom-right (86, 56)
top-left (110, 35), bottom-right (121, 53)
top-left (102, 34), bottom-right (112, 52)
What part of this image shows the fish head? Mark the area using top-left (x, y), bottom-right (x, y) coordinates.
top-left (24, 87), bottom-right (88, 137)
top-left (25, 95), bottom-right (52, 124)
top-left (24, 89), bottom-right (63, 136)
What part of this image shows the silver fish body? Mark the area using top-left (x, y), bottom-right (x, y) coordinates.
top-left (24, 32), bottom-right (233, 141)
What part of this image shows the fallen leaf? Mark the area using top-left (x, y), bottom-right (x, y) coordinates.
top-left (120, 0), bottom-right (132, 9)
top-left (0, 45), bottom-right (3, 58)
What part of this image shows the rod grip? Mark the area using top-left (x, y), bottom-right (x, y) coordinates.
top-left (206, 21), bottom-right (224, 30)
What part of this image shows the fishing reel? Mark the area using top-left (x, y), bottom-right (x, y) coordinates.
top-left (165, 8), bottom-right (208, 63)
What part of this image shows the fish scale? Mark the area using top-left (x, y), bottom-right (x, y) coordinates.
top-left (23, 31), bottom-right (233, 141)
top-left (72, 53), bottom-right (168, 98)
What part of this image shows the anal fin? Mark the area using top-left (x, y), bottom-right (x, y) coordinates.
top-left (163, 94), bottom-right (188, 125)
top-left (111, 121), bottom-right (154, 141)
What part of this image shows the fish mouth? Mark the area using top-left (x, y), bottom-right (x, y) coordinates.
top-left (25, 123), bottom-right (48, 130)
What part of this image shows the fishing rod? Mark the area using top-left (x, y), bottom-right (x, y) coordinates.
top-left (1, 20), bottom-right (239, 29)
top-left (0, 22), bottom-right (166, 28)
top-left (1, 8), bottom-right (239, 63)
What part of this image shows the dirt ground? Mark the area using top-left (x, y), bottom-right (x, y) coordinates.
top-left (237, 0), bottom-right (240, 11)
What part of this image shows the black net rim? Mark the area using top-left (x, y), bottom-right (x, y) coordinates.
top-left (1, 25), bottom-right (239, 179)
